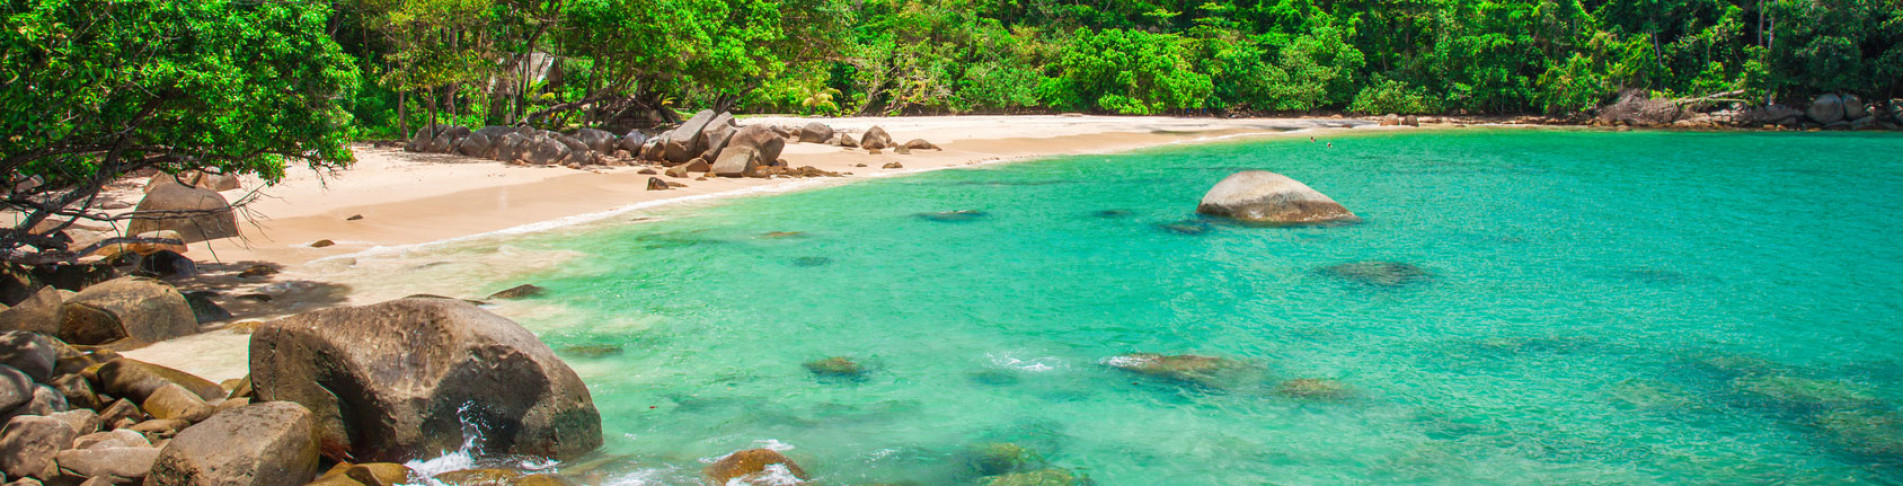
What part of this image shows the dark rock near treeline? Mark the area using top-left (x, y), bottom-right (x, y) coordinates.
top-left (798, 122), bottom-right (834, 143)
top-left (249, 297), bottom-right (601, 462)
top-left (1196, 171), bottom-right (1358, 225)
top-left (861, 126), bottom-right (893, 152)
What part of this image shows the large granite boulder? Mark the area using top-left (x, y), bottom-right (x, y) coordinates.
top-left (406, 126), bottom-right (452, 152)
top-left (524, 138), bottom-right (571, 166)
top-left (147, 402), bottom-right (321, 486)
top-left (456, 132), bottom-right (495, 158)
top-left (1843, 94), bottom-right (1869, 121)
top-left (1808, 94), bottom-right (1845, 124)
top-left (860, 126), bottom-right (893, 152)
top-left (0, 331), bottom-right (57, 383)
top-left (617, 131), bottom-right (649, 154)
top-left (710, 147), bottom-right (760, 178)
top-left (426, 126), bottom-right (474, 153)
top-left (0, 415), bottom-right (78, 479)
top-left (704, 449), bottom-right (807, 486)
top-left (1195, 171), bottom-right (1358, 225)
top-left (126, 181), bottom-right (239, 243)
top-left (726, 125), bottom-right (786, 166)
top-left (574, 128), bottom-right (617, 153)
top-left (698, 123), bottom-right (740, 161)
top-left (660, 110), bottom-right (718, 163)
top-left (798, 122), bottom-right (834, 144)
top-left (249, 298), bottom-right (601, 462)
top-left (0, 289), bottom-right (62, 342)
top-left (95, 359), bottom-right (225, 404)
top-left (494, 132), bottom-right (531, 162)
top-left (58, 277), bottom-right (197, 348)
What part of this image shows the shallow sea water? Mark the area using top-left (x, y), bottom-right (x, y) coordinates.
top-left (423, 129), bottom-right (1903, 485)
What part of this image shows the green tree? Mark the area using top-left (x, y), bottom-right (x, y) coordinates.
top-left (1, 0), bottom-right (357, 262)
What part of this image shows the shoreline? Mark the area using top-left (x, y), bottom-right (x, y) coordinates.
top-left (123, 116), bottom-right (1391, 379)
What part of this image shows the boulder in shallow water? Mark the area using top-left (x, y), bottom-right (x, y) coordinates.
top-left (1319, 261), bottom-right (1429, 287)
top-left (1103, 353), bottom-right (1249, 387)
top-left (250, 297), bottom-right (601, 462)
top-left (916, 210), bottom-right (984, 222)
top-left (966, 442), bottom-right (1044, 476)
top-left (703, 449), bottom-right (807, 486)
top-left (982, 468), bottom-right (1084, 486)
top-left (803, 356), bottom-right (863, 377)
top-left (1819, 409), bottom-right (1903, 458)
top-left (1156, 220), bottom-right (1211, 235)
top-left (1275, 378), bottom-right (1354, 399)
top-left (486, 284), bottom-right (546, 300)
top-left (1196, 171), bottom-right (1357, 225)
top-left (146, 402), bottom-right (320, 486)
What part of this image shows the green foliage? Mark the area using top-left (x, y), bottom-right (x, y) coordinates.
top-left (1350, 78), bottom-right (1443, 115)
top-left (1050, 28), bottom-right (1212, 114)
top-left (1, 0), bottom-right (357, 185)
top-left (1, 0), bottom-right (356, 258)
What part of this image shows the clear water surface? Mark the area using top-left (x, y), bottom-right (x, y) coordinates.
top-left (437, 129), bottom-right (1903, 485)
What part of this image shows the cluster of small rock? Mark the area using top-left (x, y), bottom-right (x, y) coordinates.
top-left (1593, 92), bottom-right (1903, 130)
top-left (401, 112), bottom-right (943, 183)
top-left (404, 125), bottom-right (638, 168)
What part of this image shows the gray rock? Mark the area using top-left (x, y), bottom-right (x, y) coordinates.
top-left (711, 147), bottom-right (760, 178)
top-left (525, 138), bottom-right (571, 166)
top-left (46, 410), bottom-right (98, 436)
top-left (58, 277), bottom-right (198, 348)
top-left (0, 366), bottom-right (31, 413)
top-left (0, 415), bottom-right (77, 479)
top-left (74, 430), bottom-right (148, 450)
top-left (250, 298), bottom-right (601, 462)
top-left (660, 110), bottom-right (718, 163)
top-left (1843, 94), bottom-right (1868, 120)
top-left (456, 132), bottom-right (494, 158)
top-left (140, 384), bottom-right (212, 423)
top-left (575, 128), bottom-right (617, 153)
top-left (55, 446), bottom-right (160, 482)
top-left (146, 402), bottom-right (320, 486)
top-left (860, 126), bottom-right (893, 151)
top-left (0, 287), bottom-right (62, 336)
top-left (125, 181), bottom-right (238, 243)
top-left (3, 385), bottom-right (68, 420)
top-left (1808, 93), bottom-right (1845, 124)
top-left (798, 122), bottom-right (833, 144)
top-left (617, 130), bottom-right (649, 154)
top-left (0, 332), bottom-right (56, 383)
top-left (95, 359), bottom-right (224, 404)
top-left (1196, 171), bottom-right (1358, 225)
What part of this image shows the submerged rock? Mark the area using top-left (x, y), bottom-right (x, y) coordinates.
top-left (1157, 220), bottom-right (1211, 235)
top-left (1318, 261), bottom-right (1430, 287)
top-left (966, 442), bottom-right (1045, 476)
top-left (704, 449), bottom-right (808, 486)
top-left (1274, 379), bottom-right (1354, 400)
top-left (916, 210), bottom-right (985, 223)
top-left (791, 256), bottom-right (833, 267)
top-left (762, 231), bottom-right (805, 239)
top-left (1092, 210), bottom-right (1131, 218)
top-left (1196, 171), bottom-right (1358, 225)
top-left (982, 468), bottom-right (1084, 486)
top-left (1734, 375), bottom-right (1875, 409)
top-left (804, 356), bottom-right (864, 377)
top-left (486, 284), bottom-right (546, 300)
top-left (558, 344), bottom-right (623, 358)
top-left (250, 298), bottom-right (601, 462)
top-left (1818, 409), bottom-right (1903, 458)
top-left (1103, 353), bottom-right (1249, 387)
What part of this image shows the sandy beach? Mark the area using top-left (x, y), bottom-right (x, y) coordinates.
top-left (120, 115), bottom-right (1391, 379)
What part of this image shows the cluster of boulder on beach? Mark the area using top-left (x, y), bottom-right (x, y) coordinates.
top-left (400, 110), bottom-right (943, 182)
top-left (0, 248), bottom-right (611, 486)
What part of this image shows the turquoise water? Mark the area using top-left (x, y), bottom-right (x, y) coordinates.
top-left (491, 129), bottom-right (1903, 484)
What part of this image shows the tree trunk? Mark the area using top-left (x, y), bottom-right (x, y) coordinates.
top-left (398, 90), bottom-right (408, 139)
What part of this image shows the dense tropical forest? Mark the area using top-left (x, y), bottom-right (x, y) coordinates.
top-left (6, 0), bottom-right (1903, 147)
